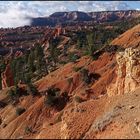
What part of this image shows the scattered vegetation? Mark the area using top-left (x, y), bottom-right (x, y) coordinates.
top-left (59, 60), bottom-right (67, 65)
top-left (73, 66), bottom-right (83, 72)
top-left (80, 68), bottom-right (91, 85)
top-left (10, 44), bottom-right (47, 85)
top-left (44, 87), bottom-right (61, 106)
top-left (25, 126), bottom-right (33, 134)
top-left (26, 83), bottom-right (38, 96)
top-left (104, 45), bottom-right (125, 53)
top-left (8, 85), bottom-right (21, 102)
top-left (0, 15), bottom-right (139, 92)
top-left (16, 107), bottom-right (26, 116)
top-left (0, 55), bottom-right (6, 89)
top-left (80, 68), bottom-right (101, 85)
top-left (48, 37), bottom-right (61, 65)
top-left (86, 32), bottom-right (96, 57)
top-left (44, 87), bottom-right (69, 111)
top-left (68, 52), bottom-right (80, 63)
top-left (74, 96), bottom-right (85, 103)
top-left (0, 56), bottom-right (6, 72)
top-left (76, 31), bottom-right (87, 49)
top-left (8, 83), bottom-right (38, 104)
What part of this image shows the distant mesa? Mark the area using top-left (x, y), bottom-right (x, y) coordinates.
top-left (31, 10), bottom-right (140, 27)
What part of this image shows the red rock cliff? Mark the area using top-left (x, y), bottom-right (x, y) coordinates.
top-left (1, 64), bottom-right (14, 89)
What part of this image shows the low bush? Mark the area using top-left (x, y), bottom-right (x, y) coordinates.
top-left (59, 61), bottom-right (67, 65)
top-left (73, 66), bottom-right (83, 72)
top-left (80, 68), bottom-right (101, 85)
top-left (26, 83), bottom-right (38, 96)
top-left (44, 87), bottom-right (60, 106)
top-left (16, 107), bottom-right (26, 116)
top-left (80, 68), bottom-right (91, 85)
top-left (74, 96), bottom-right (85, 103)
top-left (68, 53), bottom-right (80, 63)
top-left (25, 126), bottom-right (33, 134)
top-left (8, 85), bottom-right (21, 101)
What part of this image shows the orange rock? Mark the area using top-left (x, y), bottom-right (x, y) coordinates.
top-left (107, 47), bottom-right (140, 96)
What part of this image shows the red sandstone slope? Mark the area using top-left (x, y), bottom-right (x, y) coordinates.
top-left (111, 24), bottom-right (140, 48)
top-left (0, 51), bottom-right (116, 139)
top-left (1, 64), bottom-right (14, 89)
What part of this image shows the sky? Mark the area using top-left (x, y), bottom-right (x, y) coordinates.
top-left (0, 1), bottom-right (140, 28)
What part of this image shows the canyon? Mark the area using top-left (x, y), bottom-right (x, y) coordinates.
top-left (0, 10), bottom-right (140, 139)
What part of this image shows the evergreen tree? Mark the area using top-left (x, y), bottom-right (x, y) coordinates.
top-left (26, 82), bottom-right (38, 96)
top-left (28, 52), bottom-right (35, 72)
top-left (86, 32), bottom-right (94, 57)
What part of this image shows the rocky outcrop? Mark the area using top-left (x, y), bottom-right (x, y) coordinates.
top-left (14, 50), bottom-right (23, 57)
top-left (107, 47), bottom-right (140, 96)
top-left (60, 120), bottom-right (69, 139)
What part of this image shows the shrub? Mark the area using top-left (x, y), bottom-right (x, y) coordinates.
top-left (103, 45), bottom-right (125, 53)
top-left (80, 68), bottom-right (91, 85)
top-left (86, 33), bottom-right (94, 57)
top-left (16, 107), bottom-right (26, 116)
top-left (25, 126), bottom-right (32, 134)
top-left (48, 38), bottom-right (61, 65)
top-left (92, 53), bottom-right (100, 60)
top-left (44, 87), bottom-right (60, 106)
top-left (68, 53), bottom-right (80, 62)
top-left (74, 96), bottom-right (85, 103)
top-left (73, 66), bottom-right (83, 72)
top-left (8, 89), bottom-right (16, 101)
top-left (8, 85), bottom-right (21, 101)
top-left (80, 69), bottom-right (101, 85)
top-left (59, 61), bottom-right (67, 65)
top-left (26, 83), bottom-right (38, 96)
top-left (9, 44), bottom-right (47, 86)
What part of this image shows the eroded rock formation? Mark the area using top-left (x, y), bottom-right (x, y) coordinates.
top-left (1, 64), bottom-right (14, 89)
top-left (107, 47), bottom-right (140, 96)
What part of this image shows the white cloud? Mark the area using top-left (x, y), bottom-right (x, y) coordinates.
top-left (0, 1), bottom-right (135, 28)
top-left (0, 5), bottom-right (30, 28)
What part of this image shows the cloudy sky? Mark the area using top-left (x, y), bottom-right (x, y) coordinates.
top-left (0, 1), bottom-right (140, 28)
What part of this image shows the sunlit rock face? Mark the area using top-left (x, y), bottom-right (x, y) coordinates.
top-left (107, 47), bottom-right (140, 96)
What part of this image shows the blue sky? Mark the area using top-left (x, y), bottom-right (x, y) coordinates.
top-left (0, 1), bottom-right (140, 28)
top-left (126, 1), bottom-right (140, 10)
